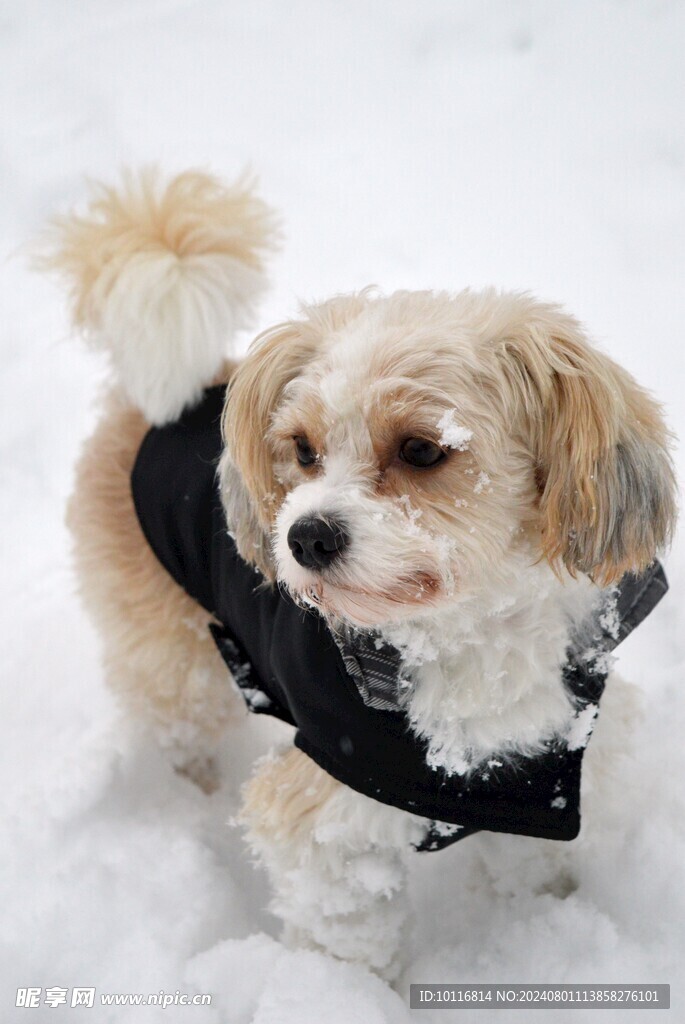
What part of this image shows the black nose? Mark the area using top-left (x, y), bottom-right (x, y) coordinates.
top-left (287, 517), bottom-right (349, 570)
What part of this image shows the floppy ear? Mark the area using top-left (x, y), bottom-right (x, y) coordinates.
top-left (219, 321), bottom-right (320, 579)
top-left (497, 300), bottom-right (677, 584)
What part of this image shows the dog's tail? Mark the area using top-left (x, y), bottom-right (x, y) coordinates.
top-left (40, 168), bottom-right (278, 425)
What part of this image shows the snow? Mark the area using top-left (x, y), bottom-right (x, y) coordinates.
top-left (436, 410), bottom-right (473, 451)
top-left (473, 471), bottom-right (491, 495)
top-left (397, 493), bottom-right (424, 528)
top-left (2, 2), bottom-right (684, 1022)
top-left (598, 590), bottom-right (621, 643)
top-left (566, 704), bottom-right (600, 752)
top-left (431, 822), bottom-right (464, 839)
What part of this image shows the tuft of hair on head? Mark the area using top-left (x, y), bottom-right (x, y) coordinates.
top-left (37, 167), bottom-right (279, 425)
top-left (492, 293), bottom-right (677, 585)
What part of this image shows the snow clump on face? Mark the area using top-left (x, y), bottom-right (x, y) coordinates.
top-left (436, 409), bottom-right (473, 451)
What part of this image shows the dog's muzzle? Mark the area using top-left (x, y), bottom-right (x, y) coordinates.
top-left (287, 516), bottom-right (349, 570)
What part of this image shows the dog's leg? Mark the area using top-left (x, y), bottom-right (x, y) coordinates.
top-left (68, 388), bottom-right (240, 790)
top-left (240, 747), bottom-right (426, 978)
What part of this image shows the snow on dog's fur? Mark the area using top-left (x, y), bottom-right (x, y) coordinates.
top-left (48, 169), bottom-right (676, 977)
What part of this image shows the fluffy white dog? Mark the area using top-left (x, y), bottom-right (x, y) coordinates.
top-left (44, 169), bottom-right (676, 977)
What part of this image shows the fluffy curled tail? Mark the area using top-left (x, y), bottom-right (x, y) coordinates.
top-left (41, 168), bottom-right (278, 424)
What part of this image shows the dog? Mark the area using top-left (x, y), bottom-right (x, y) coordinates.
top-left (44, 169), bottom-right (676, 977)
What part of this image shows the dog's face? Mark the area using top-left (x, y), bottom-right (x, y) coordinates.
top-left (265, 297), bottom-right (535, 627)
top-left (222, 290), bottom-right (675, 628)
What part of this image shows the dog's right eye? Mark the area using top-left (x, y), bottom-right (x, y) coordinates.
top-left (294, 436), bottom-right (318, 467)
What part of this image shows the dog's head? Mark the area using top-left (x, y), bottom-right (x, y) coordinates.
top-left (221, 289), bottom-right (676, 627)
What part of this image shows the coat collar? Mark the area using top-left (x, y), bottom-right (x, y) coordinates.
top-left (333, 561), bottom-right (668, 714)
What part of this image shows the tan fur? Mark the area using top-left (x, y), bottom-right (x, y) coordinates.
top-left (221, 292), bottom-right (379, 539)
top-left (240, 747), bottom-right (341, 848)
top-left (221, 321), bottom-right (324, 576)
top-left (67, 385), bottom-right (240, 755)
top-left (495, 302), bottom-right (677, 583)
top-left (39, 168), bottom-right (276, 333)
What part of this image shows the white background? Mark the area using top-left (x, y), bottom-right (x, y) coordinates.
top-left (1, 2), bottom-right (683, 1021)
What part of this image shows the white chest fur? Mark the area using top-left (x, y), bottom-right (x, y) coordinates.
top-left (382, 562), bottom-right (600, 776)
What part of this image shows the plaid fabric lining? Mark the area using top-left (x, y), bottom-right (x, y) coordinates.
top-left (332, 631), bottom-right (407, 712)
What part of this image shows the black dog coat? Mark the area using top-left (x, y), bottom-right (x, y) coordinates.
top-left (132, 386), bottom-right (668, 852)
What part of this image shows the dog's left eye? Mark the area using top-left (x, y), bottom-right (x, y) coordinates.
top-left (294, 436), bottom-right (318, 467)
top-left (400, 438), bottom-right (446, 468)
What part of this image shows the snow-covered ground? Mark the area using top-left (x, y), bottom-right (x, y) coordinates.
top-left (2, 2), bottom-right (684, 1021)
